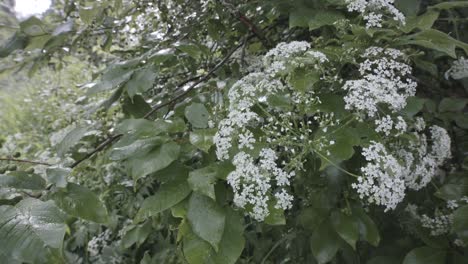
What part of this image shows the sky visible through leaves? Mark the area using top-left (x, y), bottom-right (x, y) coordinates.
top-left (14, 0), bottom-right (51, 19)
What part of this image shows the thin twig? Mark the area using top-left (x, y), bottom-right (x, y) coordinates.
top-left (0, 158), bottom-right (52, 166)
top-left (70, 39), bottom-right (247, 168)
top-left (260, 235), bottom-right (291, 264)
top-left (70, 134), bottom-right (122, 168)
top-left (143, 39), bottom-right (246, 119)
top-left (217, 0), bottom-right (271, 48)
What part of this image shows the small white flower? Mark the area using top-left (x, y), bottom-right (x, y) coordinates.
top-left (352, 142), bottom-right (407, 211)
top-left (420, 213), bottom-right (452, 236)
top-left (346, 0), bottom-right (406, 28)
top-left (445, 57), bottom-right (468, 80)
top-left (343, 47), bottom-right (416, 117)
top-left (375, 115), bottom-right (393, 135)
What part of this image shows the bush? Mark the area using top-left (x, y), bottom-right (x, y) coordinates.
top-left (0, 0), bottom-right (468, 263)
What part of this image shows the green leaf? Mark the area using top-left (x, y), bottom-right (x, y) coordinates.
top-left (413, 57), bottom-right (439, 76)
top-left (438, 98), bottom-right (467, 112)
top-left (267, 94), bottom-right (293, 111)
top-left (153, 161), bottom-right (190, 183)
top-left (56, 125), bottom-right (89, 157)
top-left (154, 118), bottom-right (187, 134)
top-left (187, 193), bottom-right (226, 251)
top-left (140, 252), bottom-right (152, 264)
top-left (214, 162), bottom-right (235, 180)
top-left (121, 221), bottom-right (152, 248)
top-left (289, 7), bottom-right (344, 29)
top-left (402, 97), bottom-right (426, 117)
top-left (79, 5), bottom-right (101, 25)
top-left (315, 127), bottom-right (360, 170)
top-left (122, 94), bottom-right (152, 118)
top-left (148, 48), bottom-right (175, 64)
top-left (289, 8), bottom-right (311, 28)
top-left (185, 103), bottom-right (210, 129)
top-left (314, 93), bottom-right (347, 118)
top-left (46, 167), bottom-right (70, 188)
top-left (116, 119), bottom-right (158, 136)
top-left (412, 225), bottom-right (448, 249)
top-left (394, 0), bottom-right (421, 17)
top-left (455, 114), bottom-right (468, 129)
top-left (400, 29), bottom-right (468, 58)
top-left (171, 198), bottom-right (189, 218)
top-left (0, 199), bottom-right (67, 263)
top-left (308, 10), bottom-right (345, 30)
top-left (43, 34), bottom-right (68, 51)
top-left (25, 35), bottom-right (51, 51)
top-left (130, 142), bottom-right (180, 179)
top-left (299, 207), bottom-right (327, 231)
top-left (429, 1), bottom-right (468, 10)
top-left (183, 228), bottom-right (214, 264)
top-left (401, 10), bottom-right (439, 33)
top-left (19, 16), bottom-right (46, 36)
top-left (452, 205), bottom-right (468, 245)
top-left (181, 209), bottom-right (244, 264)
top-left (176, 44), bottom-right (202, 60)
top-left (264, 200), bottom-right (286, 225)
top-left (188, 165), bottom-right (218, 200)
top-left (54, 183), bottom-right (109, 223)
top-left (212, 208), bottom-right (245, 264)
top-left (0, 32), bottom-right (27, 58)
top-left (331, 211), bottom-right (359, 249)
top-left (96, 85), bottom-right (124, 111)
top-left (310, 221), bottom-right (340, 264)
top-left (0, 171), bottom-right (46, 190)
top-left (125, 67), bottom-right (157, 98)
top-left (88, 64), bottom-right (135, 94)
top-left (109, 136), bottom-right (167, 161)
top-left (402, 247), bottom-right (446, 264)
top-left (290, 68), bottom-right (320, 92)
top-left (135, 172), bottom-right (191, 222)
top-left (435, 178), bottom-right (468, 201)
top-left (52, 20), bottom-right (74, 36)
top-left (352, 205), bottom-right (380, 246)
top-left (190, 128), bottom-right (217, 152)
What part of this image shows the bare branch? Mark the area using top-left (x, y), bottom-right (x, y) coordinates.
top-left (0, 158), bottom-right (52, 166)
top-left (217, 0), bottom-right (271, 48)
top-left (70, 38), bottom-right (247, 168)
top-left (143, 39), bottom-right (245, 119)
top-left (70, 134), bottom-right (122, 168)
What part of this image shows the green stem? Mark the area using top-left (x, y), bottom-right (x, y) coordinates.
top-left (312, 149), bottom-right (361, 178)
top-left (448, 10), bottom-right (461, 40)
top-left (260, 235), bottom-right (290, 264)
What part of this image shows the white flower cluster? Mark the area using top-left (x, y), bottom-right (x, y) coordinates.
top-left (447, 197), bottom-right (468, 210)
top-left (263, 41), bottom-right (328, 75)
top-left (214, 42), bottom-right (328, 220)
top-left (375, 115), bottom-right (407, 135)
top-left (346, 0), bottom-right (406, 28)
top-left (399, 125), bottom-right (451, 190)
top-left (352, 142), bottom-right (406, 211)
top-left (455, 239), bottom-right (466, 247)
top-left (420, 213), bottom-right (452, 236)
top-left (113, 3), bottom-right (160, 47)
top-left (445, 57), bottom-right (468, 80)
top-left (406, 197), bottom-right (468, 238)
top-left (263, 41), bottom-right (311, 68)
top-left (353, 125), bottom-right (451, 211)
top-left (228, 149), bottom-right (295, 221)
top-left (343, 47), bottom-right (417, 117)
top-left (87, 229), bottom-right (112, 256)
top-left (214, 72), bottom-right (282, 160)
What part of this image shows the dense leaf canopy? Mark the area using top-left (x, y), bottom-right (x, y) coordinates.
top-left (1, 0), bottom-right (468, 263)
